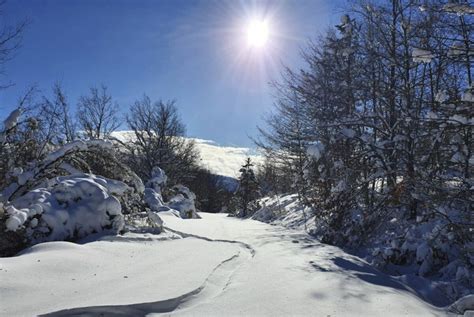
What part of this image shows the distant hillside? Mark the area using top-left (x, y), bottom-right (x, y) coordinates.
top-left (191, 138), bottom-right (263, 179)
top-left (110, 131), bottom-right (263, 179)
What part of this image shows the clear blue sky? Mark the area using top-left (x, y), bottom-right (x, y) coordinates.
top-left (0, 0), bottom-right (343, 147)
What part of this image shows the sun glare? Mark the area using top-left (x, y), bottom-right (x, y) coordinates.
top-left (246, 19), bottom-right (269, 48)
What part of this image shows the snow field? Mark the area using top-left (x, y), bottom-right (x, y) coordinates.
top-left (0, 231), bottom-right (241, 316)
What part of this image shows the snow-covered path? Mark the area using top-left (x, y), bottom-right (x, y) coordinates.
top-left (1, 213), bottom-right (447, 316)
top-left (157, 213), bottom-right (446, 317)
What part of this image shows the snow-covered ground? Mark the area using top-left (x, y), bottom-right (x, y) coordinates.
top-left (253, 194), bottom-right (474, 305)
top-left (1, 212), bottom-right (452, 316)
top-left (111, 131), bottom-right (263, 178)
top-left (0, 227), bottom-right (241, 316)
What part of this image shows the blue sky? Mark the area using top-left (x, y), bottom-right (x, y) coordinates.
top-left (1, 0), bottom-right (342, 147)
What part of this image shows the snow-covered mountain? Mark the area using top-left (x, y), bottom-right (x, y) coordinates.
top-left (111, 131), bottom-right (263, 179)
top-left (192, 138), bottom-right (263, 179)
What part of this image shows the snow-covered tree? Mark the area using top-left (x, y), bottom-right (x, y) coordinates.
top-left (257, 0), bottom-right (473, 295)
top-left (0, 88), bottom-right (41, 191)
top-left (255, 154), bottom-right (293, 196)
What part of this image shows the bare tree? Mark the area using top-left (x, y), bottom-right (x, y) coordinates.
top-left (125, 95), bottom-right (199, 184)
top-left (52, 83), bottom-right (76, 143)
top-left (0, 1), bottom-right (27, 89)
top-left (35, 83), bottom-right (76, 155)
top-left (77, 85), bottom-right (120, 139)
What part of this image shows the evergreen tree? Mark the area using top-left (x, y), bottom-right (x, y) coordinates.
top-left (235, 158), bottom-right (260, 217)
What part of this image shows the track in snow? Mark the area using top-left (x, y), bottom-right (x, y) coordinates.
top-left (42, 240), bottom-right (251, 316)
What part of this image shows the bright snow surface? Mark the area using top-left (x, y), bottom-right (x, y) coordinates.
top-left (1, 212), bottom-right (447, 316)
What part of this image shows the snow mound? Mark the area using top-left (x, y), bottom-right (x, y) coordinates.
top-left (0, 231), bottom-right (240, 316)
top-left (5, 174), bottom-right (126, 242)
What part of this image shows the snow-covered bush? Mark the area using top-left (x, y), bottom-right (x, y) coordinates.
top-left (0, 174), bottom-right (126, 255)
top-left (141, 167), bottom-right (199, 220)
top-left (144, 188), bottom-right (166, 212)
top-left (146, 166), bottom-right (167, 192)
top-left (167, 185), bottom-right (200, 219)
top-left (253, 194), bottom-right (314, 230)
top-left (0, 96), bottom-right (203, 256)
top-left (369, 213), bottom-right (473, 300)
top-left (142, 167), bottom-right (170, 213)
top-left (0, 107), bottom-right (43, 193)
top-left (0, 137), bottom-right (154, 255)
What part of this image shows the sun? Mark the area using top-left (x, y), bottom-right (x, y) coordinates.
top-left (246, 19), bottom-right (269, 48)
